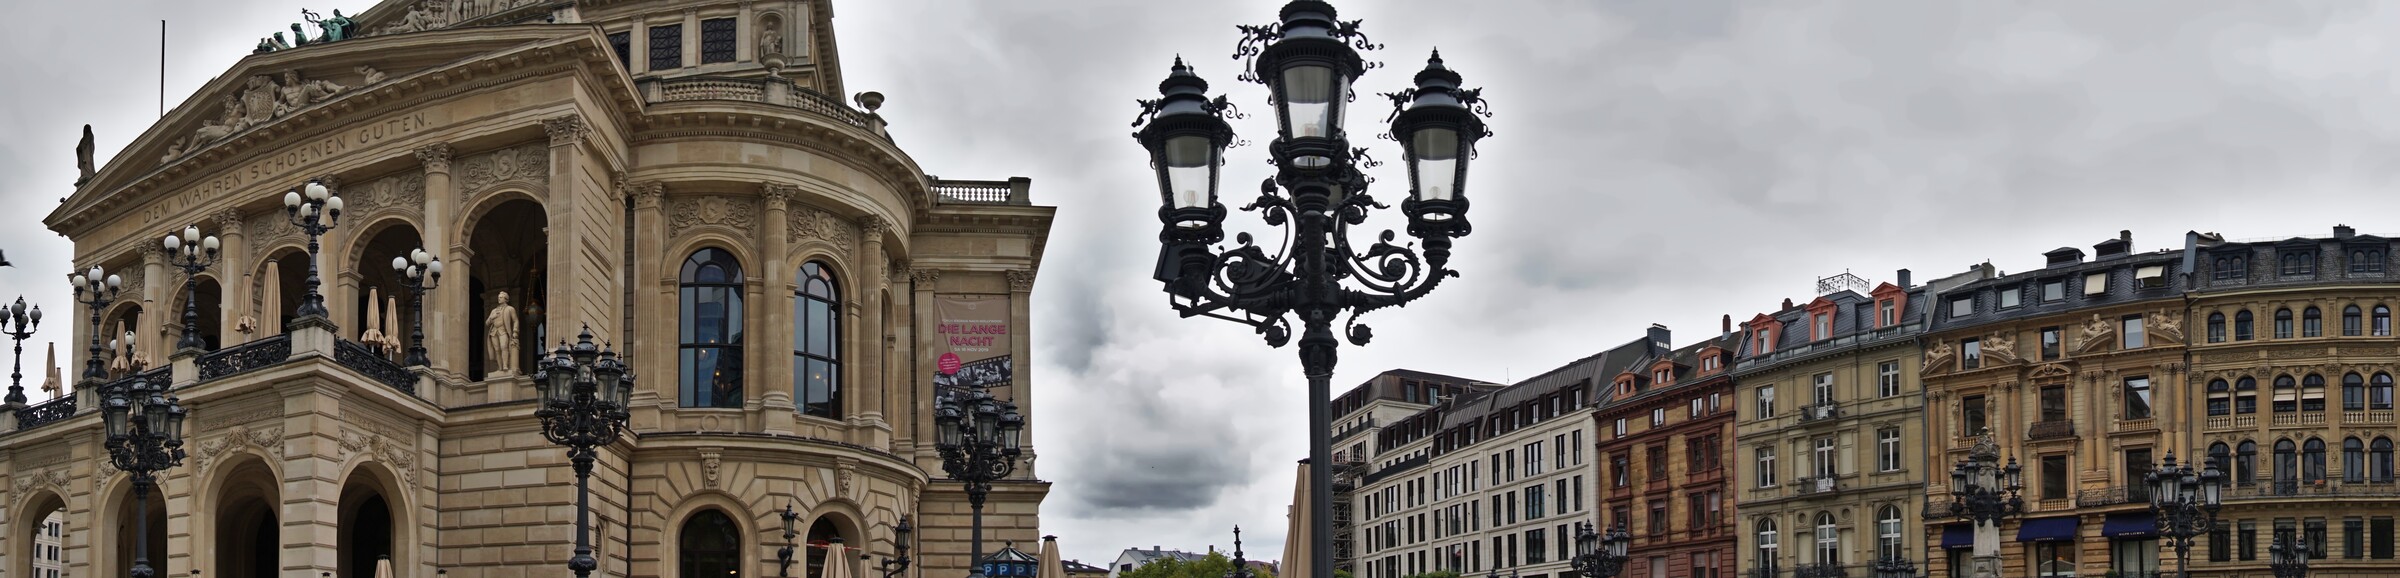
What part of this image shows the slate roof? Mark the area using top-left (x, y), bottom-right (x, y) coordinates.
top-left (2187, 226), bottom-right (2400, 293)
top-left (1927, 234), bottom-right (2188, 334)
top-left (1733, 286), bottom-right (1930, 376)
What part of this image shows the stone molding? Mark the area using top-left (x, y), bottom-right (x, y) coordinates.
top-left (415, 143), bottom-right (454, 172)
top-left (543, 115), bottom-right (589, 147)
top-left (668, 196), bottom-right (759, 237)
top-left (456, 142), bottom-right (550, 205)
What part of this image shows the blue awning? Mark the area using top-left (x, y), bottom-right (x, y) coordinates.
top-left (1941, 524), bottom-right (1975, 549)
top-left (2018, 516), bottom-right (2082, 542)
top-left (2103, 512), bottom-right (2157, 538)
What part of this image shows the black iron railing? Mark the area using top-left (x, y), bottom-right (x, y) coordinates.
top-left (14, 395), bottom-right (75, 431)
top-left (1798, 402), bottom-right (1842, 423)
top-left (334, 339), bottom-right (417, 396)
top-left (1792, 563), bottom-right (1849, 578)
top-left (197, 334), bottom-right (292, 381)
top-left (2077, 485), bottom-right (2152, 508)
top-left (2028, 420), bottom-right (2076, 440)
top-left (1923, 498), bottom-right (1957, 519)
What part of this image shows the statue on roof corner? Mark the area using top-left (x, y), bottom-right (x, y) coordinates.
top-left (74, 124), bottom-right (94, 187)
top-left (308, 9), bottom-right (357, 42)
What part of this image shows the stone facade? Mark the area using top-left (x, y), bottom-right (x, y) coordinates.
top-left (1328, 370), bottom-right (1500, 574)
top-left (1594, 328), bottom-right (1737, 578)
top-left (5, 2), bottom-right (1052, 578)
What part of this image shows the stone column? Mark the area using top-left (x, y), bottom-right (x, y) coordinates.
top-left (320, 176), bottom-right (352, 336)
top-left (276, 379), bottom-right (345, 578)
top-left (214, 209), bottom-right (250, 346)
top-left (887, 259), bottom-right (916, 454)
top-left (140, 243), bottom-right (168, 365)
top-left (1006, 268), bottom-right (1035, 477)
top-left (416, 144), bottom-right (459, 373)
top-left (540, 116), bottom-right (598, 387)
top-left (855, 217), bottom-right (889, 448)
top-left (760, 183), bottom-right (795, 435)
top-left (627, 182), bottom-right (668, 429)
top-left (910, 267), bottom-right (939, 472)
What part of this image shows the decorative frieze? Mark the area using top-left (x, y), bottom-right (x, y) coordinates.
top-left (341, 171), bottom-right (426, 217)
top-left (788, 206), bottom-right (856, 251)
top-left (669, 196), bottom-right (759, 236)
top-left (455, 142), bottom-right (550, 204)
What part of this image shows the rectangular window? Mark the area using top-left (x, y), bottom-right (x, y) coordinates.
top-left (1814, 437), bottom-right (1838, 478)
top-left (2042, 279), bottom-right (2066, 302)
top-left (1879, 300), bottom-right (1897, 327)
top-left (1757, 447), bottom-right (1778, 488)
top-left (2378, 518), bottom-right (2396, 559)
top-left (2211, 525), bottom-right (2232, 562)
top-left (1556, 434), bottom-right (1568, 469)
top-left (1526, 529), bottom-right (1545, 564)
top-left (648, 24), bottom-right (683, 70)
top-left (2309, 519), bottom-right (2329, 559)
top-left (2085, 271), bottom-right (2110, 295)
top-left (2040, 326), bottom-right (2061, 360)
top-left (2125, 376), bottom-right (2153, 419)
top-left (1813, 372), bottom-right (1835, 405)
top-left (1649, 502), bottom-right (1669, 535)
top-left (1614, 454), bottom-right (1630, 487)
top-left (2137, 265), bottom-right (2167, 288)
top-left (2123, 315), bottom-right (2147, 349)
top-left (1879, 361), bottom-right (1901, 397)
top-left (2241, 521), bottom-right (2259, 561)
top-left (699, 17), bottom-right (737, 63)
top-left (1652, 408), bottom-right (1666, 427)
top-left (1756, 385), bottom-right (1776, 418)
top-left (1962, 338), bottom-right (1982, 369)
top-left (1649, 446), bottom-right (1668, 481)
top-left (1527, 485), bottom-right (1545, 520)
top-left (1614, 418), bottom-right (1627, 438)
top-left (2346, 518), bottom-right (2366, 559)
top-left (608, 31), bottom-right (632, 69)
top-left (2040, 385), bottom-right (2068, 422)
top-left (1999, 287), bottom-right (2022, 309)
top-left (1573, 430), bottom-right (1584, 465)
top-left (1962, 395), bottom-right (1987, 437)
top-left (2042, 454), bottom-right (2070, 499)
top-left (1950, 296), bottom-right (1974, 318)
top-left (1878, 428), bottom-right (1902, 472)
top-left (1573, 475), bottom-right (1585, 512)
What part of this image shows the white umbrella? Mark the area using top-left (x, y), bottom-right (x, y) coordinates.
top-left (383, 294), bottom-right (403, 358)
top-left (1039, 535), bottom-right (1066, 578)
top-left (373, 556), bottom-right (394, 578)
top-left (260, 261), bottom-right (283, 335)
top-left (361, 287), bottom-right (385, 346)
top-left (39, 342), bottom-right (60, 398)
top-left (825, 538), bottom-right (853, 578)
top-left (1282, 461), bottom-right (1309, 578)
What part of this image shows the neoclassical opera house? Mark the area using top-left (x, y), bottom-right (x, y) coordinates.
top-left (7, 1), bottom-right (1053, 577)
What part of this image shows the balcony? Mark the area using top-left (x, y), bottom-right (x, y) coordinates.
top-left (1922, 498), bottom-right (1958, 520)
top-left (1794, 475), bottom-right (1843, 496)
top-left (2272, 411), bottom-right (2327, 426)
top-left (2115, 417), bottom-right (2157, 433)
top-left (2207, 414), bottom-right (2256, 431)
top-left (1797, 402), bottom-right (1842, 424)
top-left (641, 76), bottom-right (876, 131)
top-left (2075, 485), bottom-right (2152, 508)
top-left (2226, 480), bottom-right (2400, 501)
top-left (930, 179), bottom-right (1031, 205)
top-left (2027, 420), bottom-right (2077, 441)
top-left (2343, 409), bottom-right (2395, 425)
top-left (1792, 563), bottom-right (1850, 578)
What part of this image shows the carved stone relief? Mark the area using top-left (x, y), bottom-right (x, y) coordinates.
top-left (342, 171), bottom-right (426, 217)
top-left (11, 469), bottom-right (70, 499)
top-left (788, 206), bottom-right (856, 251)
top-left (192, 425), bottom-right (286, 473)
top-left (700, 450), bottom-right (723, 489)
top-left (166, 71), bottom-right (351, 163)
top-left (669, 196), bottom-right (759, 237)
top-left (248, 207), bottom-right (300, 247)
top-left (338, 429), bottom-right (418, 484)
top-left (456, 143), bottom-right (551, 204)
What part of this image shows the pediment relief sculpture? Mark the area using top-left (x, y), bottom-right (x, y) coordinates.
top-left (1983, 332), bottom-right (2022, 365)
top-left (162, 69), bottom-right (354, 164)
top-left (2149, 310), bottom-right (2185, 343)
top-left (1922, 340), bottom-right (1956, 376)
top-left (2077, 313), bottom-right (2116, 354)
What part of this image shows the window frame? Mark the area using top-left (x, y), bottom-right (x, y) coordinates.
top-left (678, 248), bottom-right (747, 409)
top-left (793, 261), bottom-right (842, 419)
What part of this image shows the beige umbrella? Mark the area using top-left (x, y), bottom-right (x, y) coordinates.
top-left (384, 295), bottom-right (403, 358)
top-left (361, 287), bottom-right (385, 346)
top-left (1039, 535), bottom-right (1066, 578)
top-left (825, 537), bottom-right (854, 578)
top-left (373, 556), bottom-right (394, 578)
top-left (39, 342), bottom-right (60, 398)
top-left (107, 320), bottom-right (130, 375)
top-left (1282, 460), bottom-right (1309, 578)
top-left (260, 261), bottom-right (283, 335)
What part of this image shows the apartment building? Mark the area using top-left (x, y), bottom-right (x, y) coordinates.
top-left (1595, 325), bottom-right (1741, 578)
top-left (1332, 370), bottom-right (1503, 573)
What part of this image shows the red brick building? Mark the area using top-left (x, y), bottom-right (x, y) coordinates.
top-left (1595, 325), bottom-right (1740, 578)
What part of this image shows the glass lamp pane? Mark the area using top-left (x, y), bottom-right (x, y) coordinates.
top-left (1162, 135), bottom-right (1217, 211)
top-left (1409, 127), bottom-right (1461, 202)
top-left (1280, 65), bottom-right (1344, 139)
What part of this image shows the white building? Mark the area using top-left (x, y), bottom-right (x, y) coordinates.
top-left (32, 511), bottom-right (62, 578)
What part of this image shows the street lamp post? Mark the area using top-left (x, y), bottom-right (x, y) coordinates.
top-left (2269, 536), bottom-right (2311, 578)
top-left (164, 224), bottom-right (222, 352)
top-left (390, 248), bottom-right (442, 367)
top-left (778, 503), bottom-right (801, 578)
top-left (1569, 521), bottom-right (1630, 578)
top-left (1134, 5), bottom-right (1492, 578)
top-left (1948, 432), bottom-right (2025, 578)
top-left (2146, 452), bottom-right (2222, 578)
top-left (933, 386), bottom-right (1024, 578)
top-left (3, 296), bottom-right (40, 405)
top-left (873, 515), bottom-right (913, 578)
top-left (102, 373), bottom-right (187, 578)
top-left (71, 267), bottom-right (124, 383)
top-left (280, 179), bottom-right (343, 320)
top-left (1872, 557), bottom-right (1919, 578)
top-left (532, 326), bottom-right (634, 578)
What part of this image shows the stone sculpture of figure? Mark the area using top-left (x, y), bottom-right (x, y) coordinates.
top-left (486, 291), bottom-right (519, 377)
top-left (277, 72), bottom-right (312, 116)
top-left (321, 10), bottom-right (358, 41)
top-left (74, 124), bottom-right (95, 186)
top-left (255, 38), bottom-right (278, 54)
top-left (760, 27), bottom-right (784, 55)
top-left (161, 138), bottom-right (188, 163)
top-left (2082, 313), bottom-right (2112, 342)
top-left (357, 65), bottom-right (387, 85)
top-left (289, 22), bottom-right (314, 46)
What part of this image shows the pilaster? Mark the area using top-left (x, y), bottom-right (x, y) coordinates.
top-left (417, 143), bottom-right (460, 374)
top-left (214, 209), bottom-right (250, 346)
top-left (855, 216), bottom-right (890, 450)
top-left (276, 377), bottom-right (346, 578)
top-left (627, 181), bottom-right (668, 430)
top-left (909, 267), bottom-right (939, 473)
top-left (1007, 268), bottom-right (1035, 477)
top-left (760, 182), bottom-right (795, 435)
top-left (141, 244), bottom-right (169, 364)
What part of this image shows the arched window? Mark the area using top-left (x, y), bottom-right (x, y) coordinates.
top-left (679, 510), bottom-right (742, 578)
top-left (2377, 305), bottom-right (2392, 336)
top-left (2234, 310), bottom-right (2254, 341)
top-left (2206, 312), bottom-right (2226, 343)
top-left (2374, 438), bottom-right (2395, 483)
top-left (2305, 438), bottom-right (2328, 483)
top-left (2355, 250), bottom-right (2386, 274)
top-left (2345, 373), bottom-right (2367, 411)
top-left (795, 262), bottom-right (842, 419)
top-left (2207, 379), bottom-right (2232, 416)
top-left (2236, 377), bottom-right (2259, 415)
top-left (2305, 306), bottom-right (2324, 337)
top-left (1876, 505), bottom-right (1903, 562)
top-left (2303, 374), bottom-right (2327, 412)
top-left (2274, 376), bottom-right (2298, 413)
top-left (2236, 441), bottom-right (2257, 485)
top-left (2209, 442), bottom-right (2231, 473)
top-left (2273, 439), bottom-right (2297, 489)
top-left (1756, 519), bottom-right (1779, 568)
top-left (2274, 308), bottom-right (2294, 339)
top-left (2345, 305), bottom-right (2364, 336)
top-left (679, 249), bottom-right (746, 408)
top-left (1814, 512), bottom-right (1839, 566)
top-left (805, 518), bottom-right (843, 578)
top-left (2346, 438), bottom-right (2367, 483)
top-left (2375, 373), bottom-right (2396, 410)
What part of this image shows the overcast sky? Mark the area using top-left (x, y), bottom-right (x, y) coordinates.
top-left (14, 0), bottom-right (2400, 567)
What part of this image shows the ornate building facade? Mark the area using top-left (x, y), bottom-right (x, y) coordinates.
top-left (1730, 273), bottom-right (1935, 578)
top-left (1594, 326), bottom-right (1737, 578)
top-left (2, 1), bottom-right (1052, 577)
top-left (1917, 234), bottom-right (2190, 578)
top-left (2184, 226), bottom-right (2400, 575)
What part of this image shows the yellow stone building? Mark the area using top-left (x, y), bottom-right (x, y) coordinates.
top-left (4, 1), bottom-right (1052, 577)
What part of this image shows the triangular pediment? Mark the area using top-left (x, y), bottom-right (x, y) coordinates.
top-left (48, 25), bottom-right (632, 234)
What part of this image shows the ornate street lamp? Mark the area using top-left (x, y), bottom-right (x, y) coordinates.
top-left (164, 224), bottom-right (222, 352)
top-left (1570, 521), bottom-right (1630, 578)
top-left (101, 373), bottom-right (186, 578)
top-left (1133, 5), bottom-right (1492, 578)
top-left (3, 296), bottom-right (41, 405)
top-left (2270, 536), bottom-right (2311, 578)
top-left (1948, 432), bottom-right (2025, 578)
top-left (71, 266), bottom-right (123, 382)
top-left (1227, 526), bottom-right (1254, 578)
top-left (2147, 452), bottom-right (2222, 578)
top-left (935, 387), bottom-right (1025, 578)
top-left (874, 515), bottom-right (914, 578)
top-left (1873, 557), bottom-right (1919, 578)
top-left (280, 179), bottom-right (343, 320)
top-left (777, 503), bottom-right (801, 578)
top-left (532, 326), bottom-right (634, 578)
top-left (390, 247), bottom-right (442, 367)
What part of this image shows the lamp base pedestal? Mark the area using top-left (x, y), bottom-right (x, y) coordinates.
top-left (1970, 555), bottom-right (2002, 578)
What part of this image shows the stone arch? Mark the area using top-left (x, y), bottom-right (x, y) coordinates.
top-left (252, 244), bottom-right (313, 335)
top-left (802, 500), bottom-right (869, 578)
top-left (788, 251), bottom-right (854, 420)
top-left (164, 272), bottom-right (227, 352)
top-left (14, 488), bottom-right (67, 578)
top-left (453, 187), bottom-right (547, 245)
top-left (663, 492), bottom-right (760, 578)
top-left (201, 452), bottom-right (285, 578)
top-left (340, 216), bottom-right (425, 355)
top-left (460, 194), bottom-right (548, 381)
top-left (668, 234), bottom-right (762, 281)
top-left (338, 457), bottom-right (415, 578)
top-left (670, 239), bottom-right (758, 409)
top-left (94, 469), bottom-right (167, 578)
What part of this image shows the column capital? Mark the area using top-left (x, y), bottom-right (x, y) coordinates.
top-left (543, 115), bottom-right (589, 147)
top-left (859, 215), bottom-right (887, 242)
top-left (759, 182), bottom-right (799, 211)
top-left (414, 143), bottom-right (454, 172)
top-left (628, 181), bottom-right (666, 210)
top-left (910, 268), bottom-right (940, 285)
top-left (212, 209), bottom-right (246, 235)
top-left (1005, 269), bottom-right (1036, 293)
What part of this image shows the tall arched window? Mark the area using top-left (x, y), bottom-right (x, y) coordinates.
top-left (2274, 439), bottom-right (2297, 489)
top-left (2305, 438), bottom-right (2328, 483)
top-left (2303, 374), bottom-right (2327, 412)
top-left (2234, 310), bottom-right (2254, 341)
top-left (1876, 505), bottom-right (1903, 561)
top-left (2345, 373), bottom-right (2367, 411)
top-left (2274, 376), bottom-right (2297, 413)
top-left (2374, 438), bottom-right (2395, 483)
top-left (679, 249), bottom-right (746, 408)
top-left (2304, 306), bottom-right (2323, 337)
top-left (2209, 443), bottom-right (2231, 474)
top-left (2207, 312), bottom-right (2226, 343)
top-left (2345, 305), bottom-right (2364, 336)
top-left (2346, 438), bottom-right (2367, 483)
top-left (2377, 305), bottom-right (2392, 336)
top-left (2236, 440), bottom-right (2257, 485)
top-left (2274, 308), bottom-right (2294, 339)
top-left (1756, 519), bottom-right (1779, 568)
top-left (679, 510), bottom-right (742, 578)
top-left (795, 261), bottom-right (842, 419)
top-left (1813, 512), bottom-right (1839, 566)
top-left (2375, 373), bottom-right (2396, 410)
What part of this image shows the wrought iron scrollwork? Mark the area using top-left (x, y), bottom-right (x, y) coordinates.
top-left (335, 339), bottom-right (417, 396)
top-left (197, 334), bottom-right (293, 381)
top-left (15, 395), bottom-right (76, 431)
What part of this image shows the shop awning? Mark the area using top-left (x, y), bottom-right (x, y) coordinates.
top-left (2102, 512), bottom-right (2157, 538)
top-left (2018, 516), bottom-right (2081, 542)
top-left (1942, 524), bottom-right (1976, 550)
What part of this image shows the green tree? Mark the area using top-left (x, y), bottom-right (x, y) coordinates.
top-left (1121, 553), bottom-right (1278, 578)
top-left (1334, 571), bottom-right (1354, 578)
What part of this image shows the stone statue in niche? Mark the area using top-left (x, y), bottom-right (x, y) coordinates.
top-left (761, 26), bottom-right (784, 56)
top-left (485, 291), bottom-right (519, 377)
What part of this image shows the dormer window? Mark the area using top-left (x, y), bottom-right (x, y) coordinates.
top-left (1998, 287), bottom-right (2022, 309)
top-left (2084, 272), bottom-right (2109, 296)
top-left (1813, 313), bottom-right (1832, 341)
top-left (1655, 369), bottom-right (1672, 384)
top-left (2352, 249), bottom-right (2386, 274)
top-left (2282, 251), bottom-right (2317, 276)
top-left (2213, 255), bottom-right (2249, 281)
top-left (2041, 279), bottom-right (2066, 302)
top-left (1755, 328), bottom-right (1774, 355)
top-left (1949, 296), bottom-right (1974, 319)
top-left (2136, 265), bottom-right (2166, 288)
top-left (1877, 299), bottom-right (1897, 327)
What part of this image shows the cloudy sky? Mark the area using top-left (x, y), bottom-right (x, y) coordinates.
top-left (13, 0), bottom-right (2400, 567)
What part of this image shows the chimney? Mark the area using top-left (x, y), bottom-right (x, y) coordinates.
top-left (1896, 268), bottom-right (1913, 288)
top-left (1980, 261), bottom-right (1998, 279)
top-left (2336, 224), bottom-right (2356, 239)
top-left (1722, 314), bottom-right (1733, 336)
top-left (1648, 324), bottom-right (1672, 355)
top-left (1782, 298), bottom-right (1794, 310)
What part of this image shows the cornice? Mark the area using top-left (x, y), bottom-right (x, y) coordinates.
top-left (628, 106), bottom-right (934, 216)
